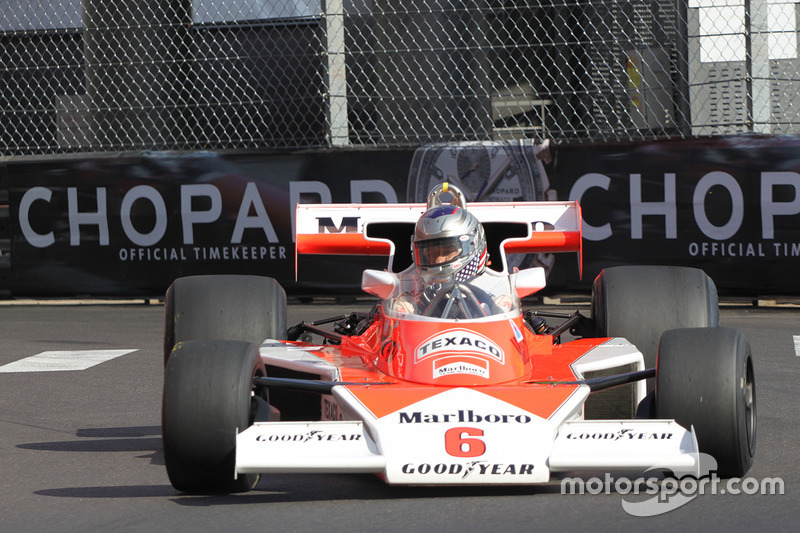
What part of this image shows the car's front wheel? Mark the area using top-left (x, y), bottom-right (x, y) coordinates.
top-left (655, 327), bottom-right (756, 477)
top-left (162, 339), bottom-right (267, 493)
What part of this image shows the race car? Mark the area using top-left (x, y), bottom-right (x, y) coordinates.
top-left (161, 185), bottom-right (756, 493)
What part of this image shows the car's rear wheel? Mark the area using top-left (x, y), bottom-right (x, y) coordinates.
top-left (655, 327), bottom-right (756, 478)
top-left (162, 339), bottom-right (267, 493)
top-left (164, 275), bottom-right (287, 366)
top-left (592, 265), bottom-right (719, 374)
top-left (588, 266), bottom-right (719, 419)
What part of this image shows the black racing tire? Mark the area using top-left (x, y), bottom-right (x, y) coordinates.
top-left (655, 327), bottom-right (756, 478)
top-left (162, 339), bottom-right (267, 493)
top-left (164, 275), bottom-right (287, 366)
top-left (592, 266), bottom-right (719, 388)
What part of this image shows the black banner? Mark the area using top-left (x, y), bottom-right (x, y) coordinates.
top-left (549, 136), bottom-right (800, 295)
top-left (6, 136), bottom-right (800, 297)
top-left (7, 150), bottom-right (413, 296)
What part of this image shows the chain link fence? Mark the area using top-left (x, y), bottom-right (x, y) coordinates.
top-left (2, 0), bottom-right (800, 155)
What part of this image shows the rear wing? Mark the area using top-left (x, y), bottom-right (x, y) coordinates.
top-left (295, 201), bottom-right (583, 276)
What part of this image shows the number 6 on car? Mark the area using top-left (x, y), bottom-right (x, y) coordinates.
top-left (445, 427), bottom-right (486, 457)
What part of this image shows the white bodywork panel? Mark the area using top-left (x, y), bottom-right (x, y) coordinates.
top-left (570, 338), bottom-right (649, 407)
top-left (235, 338), bottom-right (698, 485)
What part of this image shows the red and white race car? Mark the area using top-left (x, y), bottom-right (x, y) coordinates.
top-left (161, 185), bottom-right (756, 493)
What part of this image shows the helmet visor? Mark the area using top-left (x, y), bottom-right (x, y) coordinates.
top-left (414, 236), bottom-right (464, 267)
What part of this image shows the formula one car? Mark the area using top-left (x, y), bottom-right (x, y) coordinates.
top-left (161, 185), bottom-right (756, 493)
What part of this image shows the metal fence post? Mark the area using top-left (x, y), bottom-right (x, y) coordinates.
top-left (746, 0), bottom-right (772, 133)
top-left (324, 0), bottom-right (350, 146)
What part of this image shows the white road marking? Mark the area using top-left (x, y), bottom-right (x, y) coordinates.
top-left (794, 336), bottom-right (800, 357)
top-left (0, 350), bottom-right (137, 373)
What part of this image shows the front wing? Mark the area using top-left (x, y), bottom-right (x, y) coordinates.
top-left (236, 380), bottom-right (699, 485)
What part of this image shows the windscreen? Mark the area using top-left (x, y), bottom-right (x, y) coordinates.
top-left (384, 270), bottom-right (519, 320)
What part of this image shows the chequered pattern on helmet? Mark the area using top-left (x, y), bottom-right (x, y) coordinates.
top-left (455, 247), bottom-right (487, 283)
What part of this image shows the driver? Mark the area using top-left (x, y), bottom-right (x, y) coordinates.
top-left (412, 203), bottom-right (488, 285)
top-left (393, 185), bottom-right (513, 317)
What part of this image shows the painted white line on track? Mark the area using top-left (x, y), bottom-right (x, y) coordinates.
top-left (0, 350), bottom-right (137, 373)
top-left (794, 336), bottom-right (800, 357)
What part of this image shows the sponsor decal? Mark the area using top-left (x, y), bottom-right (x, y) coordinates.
top-left (400, 461), bottom-right (534, 478)
top-left (322, 397), bottom-right (343, 421)
top-left (316, 216), bottom-right (359, 233)
top-left (399, 410), bottom-right (532, 424)
top-left (510, 319), bottom-right (524, 343)
top-left (415, 329), bottom-right (504, 364)
top-left (255, 430), bottom-right (362, 443)
top-left (433, 358), bottom-right (489, 379)
top-left (565, 429), bottom-right (673, 441)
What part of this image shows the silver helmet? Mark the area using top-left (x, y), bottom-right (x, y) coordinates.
top-left (411, 203), bottom-right (487, 283)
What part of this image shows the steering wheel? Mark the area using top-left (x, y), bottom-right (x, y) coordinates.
top-left (422, 283), bottom-right (489, 319)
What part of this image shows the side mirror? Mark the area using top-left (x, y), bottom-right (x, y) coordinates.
top-left (513, 267), bottom-right (547, 298)
top-left (361, 269), bottom-right (399, 299)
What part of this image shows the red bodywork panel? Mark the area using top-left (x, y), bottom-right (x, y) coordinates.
top-left (290, 199), bottom-right (592, 421)
top-left (290, 309), bottom-right (611, 421)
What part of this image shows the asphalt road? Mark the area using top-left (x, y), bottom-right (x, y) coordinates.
top-left (0, 300), bottom-right (797, 532)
